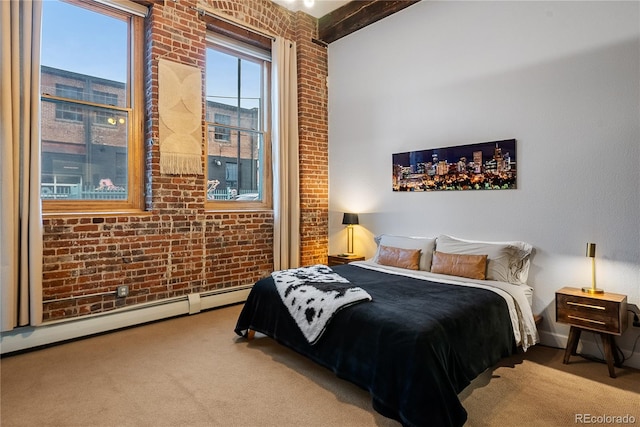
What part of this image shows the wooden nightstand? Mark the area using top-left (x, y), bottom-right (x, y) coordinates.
top-left (556, 287), bottom-right (628, 378)
top-left (327, 254), bottom-right (365, 266)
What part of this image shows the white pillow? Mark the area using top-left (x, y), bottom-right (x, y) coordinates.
top-left (435, 235), bottom-right (533, 285)
top-left (373, 234), bottom-right (436, 271)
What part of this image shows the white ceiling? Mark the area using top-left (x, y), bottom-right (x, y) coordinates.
top-left (272, 0), bottom-right (351, 19)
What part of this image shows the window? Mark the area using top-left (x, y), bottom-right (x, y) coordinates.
top-left (55, 85), bottom-right (84, 122)
top-left (92, 90), bottom-right (120, 125)
top-left (206, 33), bottom-right (271, 206)
top-left (56, 84), bottom-right (84, 101)
top-left (92, 90), bottom-right (118, 106)
top-left (214, 113), bottom-right (231, 141)
top-left (40, 0), bottom-right (144, 208)
top-left (226, 162), bottom-right (238, 182)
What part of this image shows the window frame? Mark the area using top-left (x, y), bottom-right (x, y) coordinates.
top-left (205, 33), bottom-right (272, 211)
top-left (40, 0), bottom-right (144, 213)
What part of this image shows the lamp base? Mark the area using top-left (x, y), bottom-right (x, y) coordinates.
top-left (582, 287), bottom-right (604, 294)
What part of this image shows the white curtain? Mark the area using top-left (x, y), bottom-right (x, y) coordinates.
top-left (271, 37), bottom-right (300, 270)
top-left (0, 0), bottom-right (43, 331)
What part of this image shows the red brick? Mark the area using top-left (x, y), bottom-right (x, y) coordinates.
top-left (42, 0), bottom-right (327, 321)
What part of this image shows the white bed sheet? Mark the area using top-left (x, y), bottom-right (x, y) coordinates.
top-left (350, 260), bottom-right (539, 351)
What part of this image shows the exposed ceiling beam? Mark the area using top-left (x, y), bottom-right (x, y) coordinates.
top-left (318, 0), bottom-right (421, 44)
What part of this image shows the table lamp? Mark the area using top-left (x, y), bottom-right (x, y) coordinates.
top-left (582, 243), bottom-right (603, 294)
top-left (342, 213), bottom-right (359, 254)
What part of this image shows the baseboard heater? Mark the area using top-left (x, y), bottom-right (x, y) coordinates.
top-left (0, 285), bottom-right (252, 355)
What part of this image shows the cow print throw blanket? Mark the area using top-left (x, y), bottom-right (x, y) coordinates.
top-left (272, 265), bottom-right (372, 345)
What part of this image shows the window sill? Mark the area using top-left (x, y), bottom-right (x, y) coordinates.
top-left (42, 209), bottom-right (152, 218)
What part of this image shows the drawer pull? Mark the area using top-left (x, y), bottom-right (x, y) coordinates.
top-left (568, 315), bottom-right (606, 325)
top-left (567, 301), bottom-right (605, 310)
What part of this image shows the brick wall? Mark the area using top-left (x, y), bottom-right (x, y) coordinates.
top-left (41, 0), bottom-right (328, 321)
top-left (294, 12), bottom-right (329, 266)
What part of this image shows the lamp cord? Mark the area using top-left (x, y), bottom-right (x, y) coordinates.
top-left (578, 330), bottom-right (640, 367)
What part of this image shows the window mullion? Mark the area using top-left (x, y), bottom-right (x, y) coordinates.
top-left (236, 58), bottom-right (242, 189)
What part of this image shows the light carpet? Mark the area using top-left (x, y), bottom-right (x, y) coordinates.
top-left (1, 304), bottom-right (638, 426)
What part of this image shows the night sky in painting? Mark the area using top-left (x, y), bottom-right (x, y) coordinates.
top-left (393, 139), bottom-right (516, 167)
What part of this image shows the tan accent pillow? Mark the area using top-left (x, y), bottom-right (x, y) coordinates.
top-left (376, 245), bottom-right (421, 270)
top-left (435, 235), bottom-right (533, 285)
top-left (431, 251), bottom-right (488, 280)
top-left (374, 235), bottom-right (436, 271)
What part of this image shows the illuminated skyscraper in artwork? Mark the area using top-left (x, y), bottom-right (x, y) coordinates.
top-left (473, 150), bottom-right (482, 173)
top-left (493, 143), bottom-right (504, 172)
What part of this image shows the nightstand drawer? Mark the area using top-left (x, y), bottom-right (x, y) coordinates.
top-left (556, 295), bottom-right (619, 333)
top-left (555, 288), bottom-right (627, 335)
top-left (327, 255), bottom-right (365, 266)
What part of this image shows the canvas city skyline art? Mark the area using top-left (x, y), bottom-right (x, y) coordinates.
top-left (392, 139), bottom-right (517, 192)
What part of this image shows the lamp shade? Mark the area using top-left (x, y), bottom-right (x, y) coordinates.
top-left (586, 243), bottom-right (596, 258)
top-left (342, 213), bottom-right (359, 225)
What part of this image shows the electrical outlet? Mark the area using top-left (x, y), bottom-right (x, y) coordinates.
top-left (117, 285), bottom-right (129, 298)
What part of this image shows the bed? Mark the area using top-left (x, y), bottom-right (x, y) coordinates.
top-left (234, 235), bottom-right (539, 427)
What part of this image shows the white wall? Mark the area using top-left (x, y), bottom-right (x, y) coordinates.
top-left (328, 1), bottom-right (640, 367)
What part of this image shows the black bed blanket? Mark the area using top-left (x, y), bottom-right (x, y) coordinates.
top-left (234, 264), bottom-right (515, 427)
